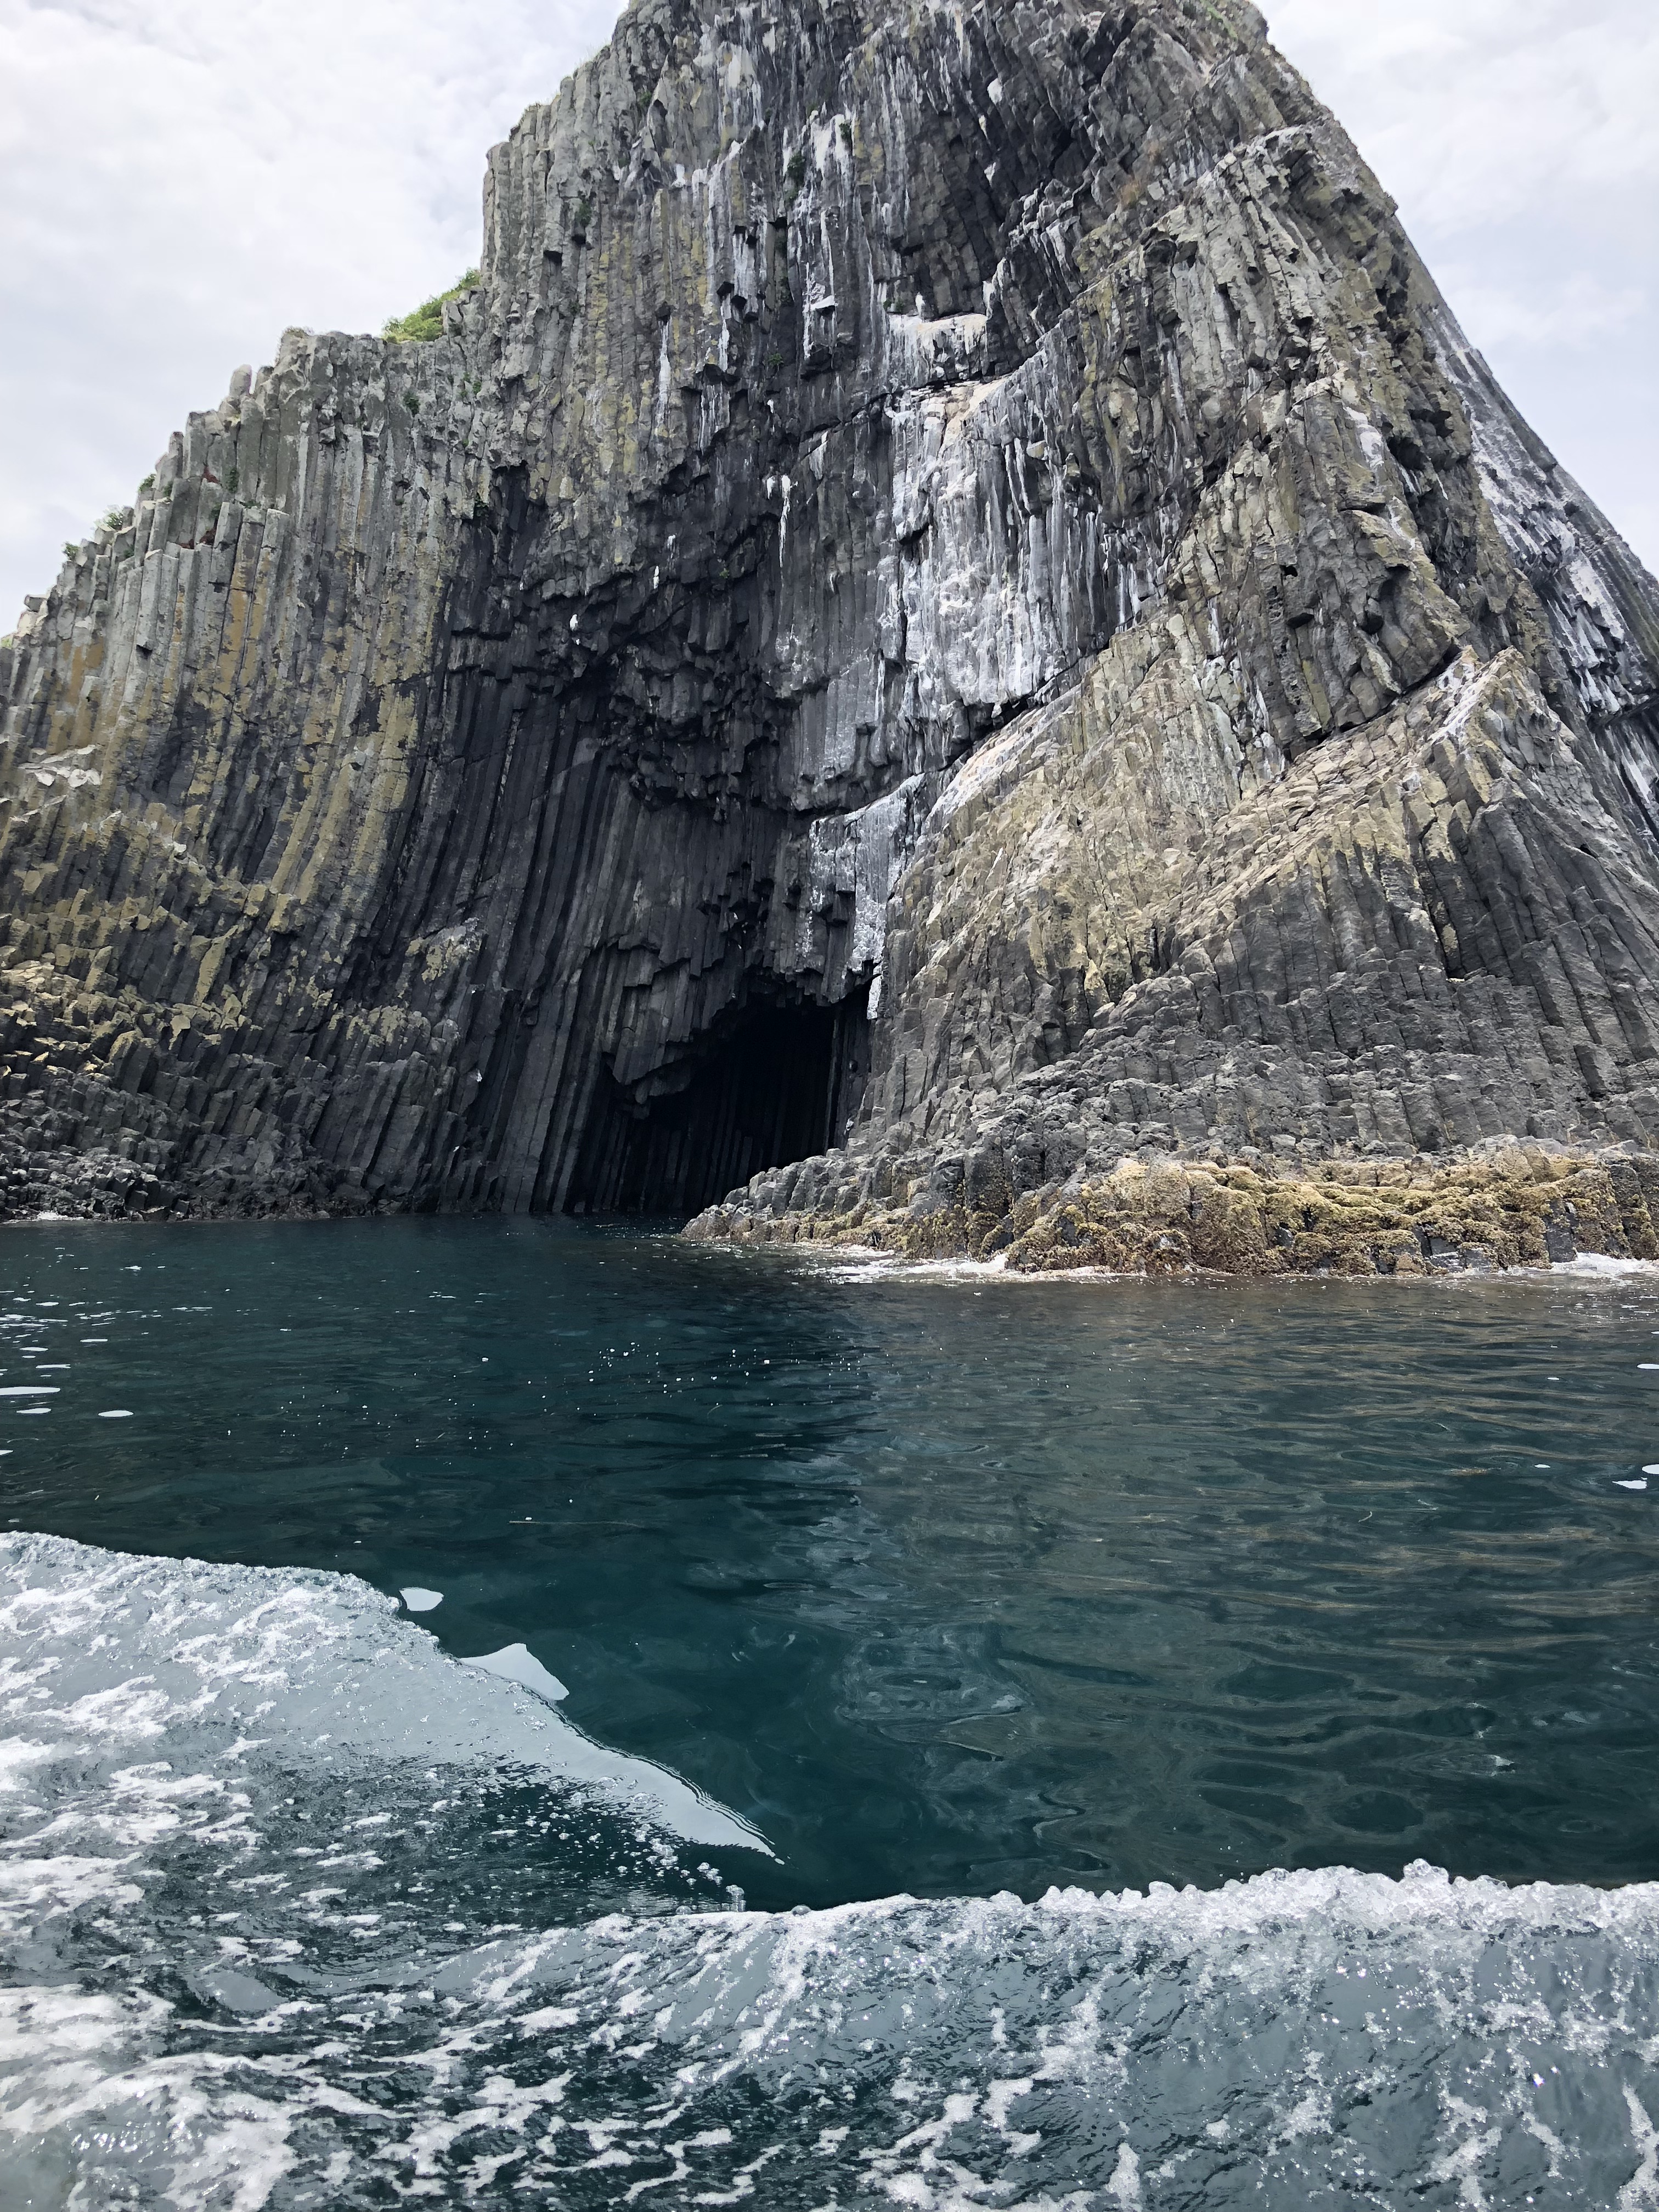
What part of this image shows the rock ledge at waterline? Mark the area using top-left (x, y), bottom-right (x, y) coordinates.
top-left (2, 0), bottom-right (1657, 1276)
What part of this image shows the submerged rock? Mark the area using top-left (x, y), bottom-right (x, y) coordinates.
top-left (2, 0), bottom-right (1656, 1268)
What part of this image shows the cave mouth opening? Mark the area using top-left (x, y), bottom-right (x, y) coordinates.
top-left (567, 984), bottom-right (871, 1218)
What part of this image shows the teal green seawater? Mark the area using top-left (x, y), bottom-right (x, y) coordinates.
top-left (3, 1217), bottom-right (1659, 2205)
top-left (7, 1216), bottom-right (1659, 1901)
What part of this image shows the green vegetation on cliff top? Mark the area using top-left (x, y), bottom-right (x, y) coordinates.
top-left (382, 271), bottom-right (479, 344)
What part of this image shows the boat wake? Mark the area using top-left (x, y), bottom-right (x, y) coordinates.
top-left (3, 1532), bottom-right (1657, 2208)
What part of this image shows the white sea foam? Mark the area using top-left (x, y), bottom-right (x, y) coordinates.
top-left (0, 1985), bottom-right (296, 2212)
top-left (15, 1847), bottom-right (1659, 2208)
top-left (465, 1641), bottom-right (569, 1702)
top-left (804, 1248), bottom-right (1114, 1286)
top-left (124, 1861), bottom-right (1658, 2207)
top-left (4, 1534), bottom-right (1659, 2208)
top-left (0, 1533), bottom-right (769, 1855)
top-left (807, 1247), bottom-right (1659, 1290)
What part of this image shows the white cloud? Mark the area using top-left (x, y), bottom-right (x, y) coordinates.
top-left (1270, 0), bottom-right (1658, 220)
top-left (0, 0), bottom-right (617, 620)
top-left (1429, 268), bottom-right (1644, 354)
top-left (1265, 0), bottom-right (1658, 569)
top-left (1, 0), bottom-right (1653, 625)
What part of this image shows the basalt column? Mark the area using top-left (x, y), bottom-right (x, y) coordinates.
top-left (1, 0), bottom-right (1656, 1266)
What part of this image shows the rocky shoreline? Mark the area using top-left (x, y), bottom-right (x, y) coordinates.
top-left (690, 1144), bottom-right (1659, 1278)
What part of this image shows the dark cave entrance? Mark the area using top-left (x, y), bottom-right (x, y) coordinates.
top-left (567, 986), bottom-right (871, 1217)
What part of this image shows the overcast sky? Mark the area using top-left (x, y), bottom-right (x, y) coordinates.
top-left (2, 0), bottom-right (1654, 625)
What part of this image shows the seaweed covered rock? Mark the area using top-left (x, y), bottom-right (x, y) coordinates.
top-left (691, 1143), bottom-right (1658, 1277)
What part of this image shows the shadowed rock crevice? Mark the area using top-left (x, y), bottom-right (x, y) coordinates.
top-left (1, 0), bottom-right (1657, 1268)
top-left (569, 985), bottom-right (869, 1214)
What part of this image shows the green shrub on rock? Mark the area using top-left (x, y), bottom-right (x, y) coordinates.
top-left (382, 270), bottom-right (479, 345)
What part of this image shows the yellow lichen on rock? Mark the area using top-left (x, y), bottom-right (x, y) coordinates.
top-left (690, 1144), bottom-right (1659, 1280)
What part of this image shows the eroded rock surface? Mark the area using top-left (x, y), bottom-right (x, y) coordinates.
top-left (2, 0), bottom-right (1657, 1268)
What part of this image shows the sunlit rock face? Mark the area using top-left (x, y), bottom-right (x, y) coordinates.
top-left (2, 0), bottom-right (1656, 1243)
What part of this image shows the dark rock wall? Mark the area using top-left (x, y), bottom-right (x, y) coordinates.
top-left (1, 0), bottom-right (1656, 1234)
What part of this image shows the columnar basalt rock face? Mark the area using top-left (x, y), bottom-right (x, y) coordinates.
top-left (2, 0), bottom-right (1657, 1266)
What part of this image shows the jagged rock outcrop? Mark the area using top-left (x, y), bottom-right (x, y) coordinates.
top-left (3, 0), bottom-right (1657, 1268)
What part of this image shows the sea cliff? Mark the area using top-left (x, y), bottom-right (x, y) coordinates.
top-left (4, 0), bottom-right (1657, 1272)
